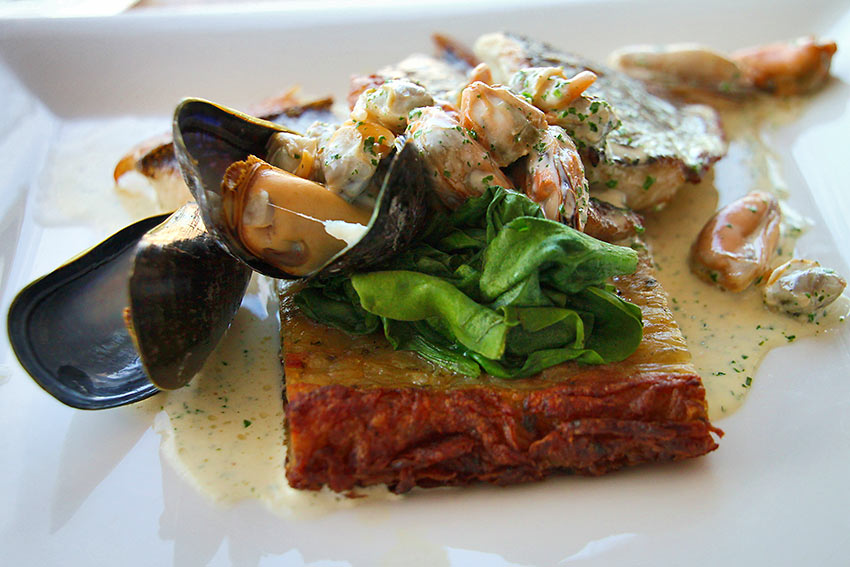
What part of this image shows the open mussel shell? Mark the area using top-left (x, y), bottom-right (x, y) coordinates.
top-left (7, 203), bottom-right (251, 409)
top-left (173, 98), bottom-right (436, 279)
top-left (128, 204), bottom-right (251, 389)
top-left (316, 138), bottom-right (434, 276)
top-left (173, 98), bottom-right (298, 277)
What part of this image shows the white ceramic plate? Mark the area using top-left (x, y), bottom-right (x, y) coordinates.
top-left (2, 1), bottom-right (849, 565)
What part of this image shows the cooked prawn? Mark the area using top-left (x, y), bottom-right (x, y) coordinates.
top-left (610, 37), bottom-right (837, 98)
top-left (459, 81), bottom-right (547, 168)
top-left (518, 125), bottom-right (589, 230)
top-left (406, 106), bottom-right (514, 208)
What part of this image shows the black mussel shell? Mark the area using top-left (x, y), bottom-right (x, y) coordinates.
top-left (8, 215), bottom-right (166, 409)
top-left (128, 204), bottom-right (252, 389)
top-left (265, 96), bottom-right (337, 134)
top-left (316, 139), bottom-right (434, 277)
top-left (173, 98), bottom-right (295, 277)
top-left (172, 98), bottom-right (436, 280)
top-left (7, 204), bottom-right (251, 409)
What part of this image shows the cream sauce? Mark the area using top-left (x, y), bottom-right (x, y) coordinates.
top-left (644, 96), bottom-right (848, 419)
top-left (135, 275), bottom-right (398, 516)
top-left (322, 219), bottom-right (369, 247)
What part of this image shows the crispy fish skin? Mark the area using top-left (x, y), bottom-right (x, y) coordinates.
top-left (475, 33), bottom-right (727, 211)
top-left (282, 254), bottom-right (721, 493)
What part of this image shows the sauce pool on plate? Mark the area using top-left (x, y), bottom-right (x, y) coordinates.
top-left (644, 97), bottom-right (848, 419)
top-left (135, 276), bottom-right (399, 514)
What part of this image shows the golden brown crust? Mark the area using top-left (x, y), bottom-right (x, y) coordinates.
top-left (285, 376), bottom-right (718, 493)
top-left (282, 254), bottom-right (721, 493)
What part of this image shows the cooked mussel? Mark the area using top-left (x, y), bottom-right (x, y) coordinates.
top-left (9, 99), bottom-right (435, 409)
top-left (172, 98), bottom-right (436, 280)
top-left (7, 203), bottom-right (251, 409)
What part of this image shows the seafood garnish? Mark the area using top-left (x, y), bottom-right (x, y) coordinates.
top-left (467, 62), bottom-right (494, 86)
top-left (516, 125), bottom-right (589, 230)
top-left (507, 67), bottom-right (618, 147)
top-left (407, 105), bottom-right (514, 208)
top-left (459, 81), bottom-right (547, 168)
top-left (321, 119), bottom-right (396, 200)
top-left (510, 67), bottom-right (598, 111)
top-left (267, 81), bottom-right (434, 201)
top-left (350, 78), bottom-right (435, 134)
top-left (222, 156), bottom-right (373, 275)
top-left (732, 37), bottom-right (837, 96)
top-left (763, 259), bottom-right (846, 315)
top-left (609, 44), bottom-right (752, 98)
top-left (265, 131), bottom-right (320, 180)
top-left (474, 32), bottom-right (727, 211)
top-left (690, 192), bottom-right (781, 292)
top-left (173, 99), bottom-right (436, 280)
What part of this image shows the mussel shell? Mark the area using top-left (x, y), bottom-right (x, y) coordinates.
top-left (173, 98), bottom-right (297, 277)
top-left (8, 215), bottom-right (167, 409)
top-left (128, 203), bottom-right (252, 389)
top-left (173, 98), bottom-right (437, 279)
top-left (316, 139), bottom-right (434, 277)
top-left (7, 204), bottom-right (251, 409)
